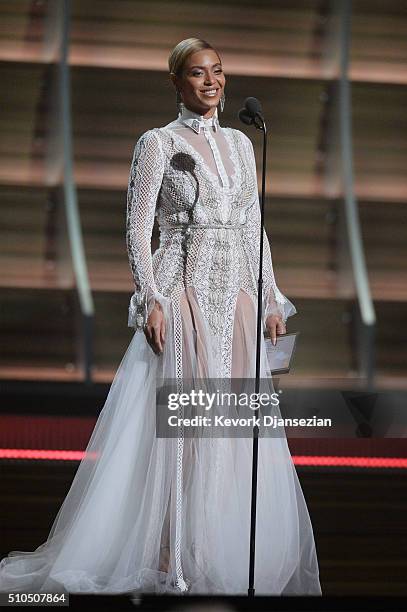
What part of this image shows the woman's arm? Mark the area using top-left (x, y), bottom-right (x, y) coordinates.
top-left (126, 128), bottom-right (166, 332)
top-left (240, 132), bottom-right (297, 332)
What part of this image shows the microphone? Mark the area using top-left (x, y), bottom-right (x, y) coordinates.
top-left (238, 108), bottom-right (253, 125)
top-left (238, 97), bottom-right (265, 130)
top-left (244, 96), bottom-right (263, 119)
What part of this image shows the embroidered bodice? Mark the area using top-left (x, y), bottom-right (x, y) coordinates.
top-left (126, 105), bottom-right (295, 339)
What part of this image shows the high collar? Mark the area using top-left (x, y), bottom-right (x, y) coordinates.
top-left (178, 106), bottom-right (220, 134)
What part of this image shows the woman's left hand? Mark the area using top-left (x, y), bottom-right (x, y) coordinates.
top-left (265, 314), bottom-right (286, 346)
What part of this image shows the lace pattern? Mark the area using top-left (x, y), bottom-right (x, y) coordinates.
top-left (126, 128), bottom-right (168, 329)
top-left (235, 131), bottom-right (296, 324)
top-left (126, 123), bottom-right (296, 333)
top-left (125, 116), bottom-right (299, 590)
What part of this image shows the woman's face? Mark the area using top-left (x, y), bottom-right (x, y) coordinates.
top-left (173, 49), bottom-right (226, 117)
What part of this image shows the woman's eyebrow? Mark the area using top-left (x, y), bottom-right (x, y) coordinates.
top-left (188, 63), bottom-right (222, 69)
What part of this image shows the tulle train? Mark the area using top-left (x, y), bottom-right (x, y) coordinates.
top-left (0, 289), bottom-right (321, 595)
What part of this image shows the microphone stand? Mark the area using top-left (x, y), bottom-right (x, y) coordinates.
top-left (248, 112), bottom-right (267, 598)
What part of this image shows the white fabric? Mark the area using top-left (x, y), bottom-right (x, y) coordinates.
top-left (179, 107), bottom-right (229, 190)
top-left (0, 105), bottom-right (321, 596)
top-left (127, 107), bottom-right (297, 334)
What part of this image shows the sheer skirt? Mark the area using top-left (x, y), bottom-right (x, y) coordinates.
top-left (0, 288), bottom-right (321, 595)
top-left (155, 287), bottom-right (321, 594)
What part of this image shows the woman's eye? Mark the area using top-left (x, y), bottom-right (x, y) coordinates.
top-left (192, 71), bottom-right (203, 77)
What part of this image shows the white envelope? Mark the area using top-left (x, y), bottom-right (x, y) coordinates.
top-left (264, 331), bottom-right (299, 375)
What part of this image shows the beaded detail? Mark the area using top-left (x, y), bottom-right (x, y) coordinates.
top-left (125, 111), bottom-right (296, 591)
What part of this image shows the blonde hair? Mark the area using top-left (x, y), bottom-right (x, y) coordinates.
top-left (168, 38), bottom-right (221, 77)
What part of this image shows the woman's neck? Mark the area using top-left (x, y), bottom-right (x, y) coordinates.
top-left (181, 104), bottom-right (218, 121)
top-left (182, 104), bottom-right (216, 119)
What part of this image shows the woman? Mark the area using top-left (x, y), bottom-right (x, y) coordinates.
top-left (0, 38), bottom-right (321, 596)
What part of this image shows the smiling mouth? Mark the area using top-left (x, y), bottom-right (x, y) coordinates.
top-left (200, 89), bottom-right (219, 97)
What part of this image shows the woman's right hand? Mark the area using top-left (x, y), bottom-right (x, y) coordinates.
top-left (144, 300), bottom-right (166, 355)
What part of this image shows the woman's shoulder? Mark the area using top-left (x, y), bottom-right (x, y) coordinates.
top-left (135, 127), bottom-right (163, 146)
top-left (132, 128), bottom-right (166, 160)
top-left (135, 124), bottom-right (178, 148)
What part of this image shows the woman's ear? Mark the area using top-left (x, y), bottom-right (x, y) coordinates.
top-left (169, 72), bottom-right (178, 92)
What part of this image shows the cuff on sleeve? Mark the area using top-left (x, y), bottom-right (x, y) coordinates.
top-left (128, 286), bottom-right (168, 331)
top-left (262, 289), bottom-right (297, 327)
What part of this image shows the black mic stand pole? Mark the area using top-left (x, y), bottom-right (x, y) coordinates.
top-left (248, 111), bottom-right (267, 598)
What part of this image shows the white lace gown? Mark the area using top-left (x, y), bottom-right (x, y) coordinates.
top-left (0, 107), bottom-right (322, 596)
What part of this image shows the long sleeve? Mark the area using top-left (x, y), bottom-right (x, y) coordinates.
top-left (240, 133), bottom-right (297, 326)
top-left (126, 128), bottom-right (166, 330)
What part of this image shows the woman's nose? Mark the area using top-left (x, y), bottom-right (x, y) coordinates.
top-left (204, 73), bottom-right (216, 85)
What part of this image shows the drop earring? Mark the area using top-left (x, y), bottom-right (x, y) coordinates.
top-left (220, 92), bottom-right (225, 112)
top-left (176, 90), bottom-right (184, 116)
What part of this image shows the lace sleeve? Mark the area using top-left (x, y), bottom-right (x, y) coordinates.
top-left (126, 128), bottom-right (166, 330)
top-left (240, 132), bottom-right (297, 326)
